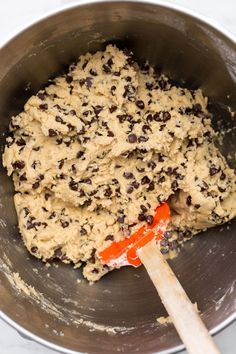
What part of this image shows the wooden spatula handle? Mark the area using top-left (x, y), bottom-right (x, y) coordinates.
top-left (138, 241), bottom-right (221, 354)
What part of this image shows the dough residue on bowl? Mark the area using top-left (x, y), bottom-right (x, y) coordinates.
top-left (3, 45), bottom-right (236, 281)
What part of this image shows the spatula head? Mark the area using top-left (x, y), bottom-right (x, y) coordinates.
top-left (99, 203), bottom-right (170, 267)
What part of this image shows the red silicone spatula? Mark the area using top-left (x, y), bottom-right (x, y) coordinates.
top-left (99, 203), bottom-right (220, 354)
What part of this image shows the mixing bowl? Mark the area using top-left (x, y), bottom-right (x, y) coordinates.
top-left (0, 1), bottom-right (235, 353)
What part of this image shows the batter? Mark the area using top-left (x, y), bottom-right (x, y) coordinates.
top-left (3, 45), bottom-right (236, 281)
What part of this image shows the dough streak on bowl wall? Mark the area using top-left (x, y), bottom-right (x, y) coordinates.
top-left (3, 45), bottom-right (236, 282)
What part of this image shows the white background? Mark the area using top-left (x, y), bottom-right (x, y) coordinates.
top-left (0, 0), bottom-right (235, 353)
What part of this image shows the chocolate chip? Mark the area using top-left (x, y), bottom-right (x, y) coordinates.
top-left (103, 64), bottom-right (111, 73)
top-left (19, 172), bottom-right (27, 181)
top-left (146, 82), bottom-right (153, 90)
top-left (93, 105), bottom-right (103, 116)
top-left (107, 130), bottom-right (114, 137)
top-left (209, 165), bottom-right (219, 176)
top-left (37, 92), bottom-right (46, 100)
top-left (160, 239), bottom-right (168, 247)
top-left (166, 167), bottom-right (173, 176)
top-left (92, 167), bottom-right (99, 173)
top-left (66, 75), bottom-right (73, 83)
top-left (115, 187), bottom-right (121, 196)
top-left (147, 181), bottom-right (155, 191)
top-left (184, 230), bottom-right (192, 239)
top-left (140, 205), bottom-right (148, 213)
top-left (162, 111), bottom-right (171, 122)
top-left (12, 160), bottom-right (25, 170)
top-left (89, 68), bottom-right (97, 76)
top-left (136, 100), bottom-right (145, 109)
top-left (39, 103), bottom-right (48, 110)
top-left (186, 196), bottom-right (192, 206)
top-left (192, 103), bottom-right (202, 115)
top-left (158, 175), bottom-right (165, 183)
top-left (159, 124), bottom-right (166, 131)
top-left (123, 84), bottom-right (136, 99)
top-left (220, 172), bottom-right (226, 180)
top-left (26, 220), bottom-right (36, 230)
top-left (142, 124), bottom-right (151, 134)
top-left (69, 179), bottom-right (78, 191)
top-left (153, 112), bottom-right (161, 121)
top-left (138, 136), bottom-right (149, 143)
top-left (114, 71), bottom-right (120, 76)
top-left (158, 79), bottom-right (167, 90)
top-left (132, 181), bottom-right (140, 189)
top-left (70, 109), bottom-right (76, 116)
top-left (88, 190), bottom-right (97, 197)
top-left (61, 220), bottom-right (69, 228)
top-left (109, 105), bottom-right (117, 113)
top-left (195, 204), bottom-right (201, 209)
top-left (52, 248), bottom-right (62, 259)
top-left (163, 231), bottom-right (172, 239)
top-left (148, 161), bottom-right (156, 170)
top-left (79, 189), bottom-right (86, 197)
top-left (123, 48), bottom-right (135, 65)
top-left (55, 116), bottom-right (64, 124)
top-left (38, 174), bottom-right (44, 181)
top-left (160, 248), bottom-right (169, 254)
top-left (80, 178), bottom-right (92, 184)
top-left (200, 181), bottom-right (209, 191)
top-left (171, 180), bottom-right (178, 191)
top-left (127, 133), bottom-right (137, 143)
top-left (104, 187), bottom-right (112, 197)
top-left (141, 176), bottom-right (150, 185)
top-left (138, 213), bottom-right (146, 221)
top-left (41, 192), bottom-right (48, 202)
top-left (78, 126), bottom-right (86, 135)
top-left (56, 138), bottom-right (62, 145)
top-left (48, 129), bottom-right (57, 137)
top-left (58, 173), bottom-right (66, 179)
top-left (31, 246), bottom-right (38, 254)
top-left (110, 85), bottom-right (116, 95)
top-left (80, 227), bottom-right (87, 235)
top-left (105, 234), bottom-right (114, 241)
top-left (117, 215), bottom-right (125, 223)
top-left (67, 123), bottom-right (75, 131)
top-left (146, 215), bottom-right (153, 225)
top-left (16, 138), bottom-right (26, 146)
top-left (85, 77), bottom-right (93, 88)
top-left (107, 58), bottom-right (114, 67)
top-left (77, 151), bottom-right (84, 159)
top-left (82, 60), bottom-right (88, 69)
top-left (127, 186), bottom-right (134, 194)
top-left (79, 79), bottom-right (85, 86)
top-left (146, 113), bottom-right (153, 122)
top-left (31, 161), bottom-right (37, 170)
top-left (117, 114), bottom-right (127, 123)
top-left (92, 268), bottom-right (99, 274)
top-left (32, 181), bottom-right (40, 189)
top-left (123, 172), bottom-right (134, 179)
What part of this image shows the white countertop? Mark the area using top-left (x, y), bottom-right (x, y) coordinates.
top-left (0, 0), bottom-right (235, 353)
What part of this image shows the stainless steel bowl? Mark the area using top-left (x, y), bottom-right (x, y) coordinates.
top-left (0, 1), bottom-right (235, 353)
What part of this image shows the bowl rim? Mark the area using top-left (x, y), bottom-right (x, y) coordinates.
top-left (0, 1), bottom-right (235, 353)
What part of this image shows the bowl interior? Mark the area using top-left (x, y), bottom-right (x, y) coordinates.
top-left (0, 2), bottom-right (236, 354)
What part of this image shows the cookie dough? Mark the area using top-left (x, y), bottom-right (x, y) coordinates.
top-left (3, 45), bottom-right (236, 281)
